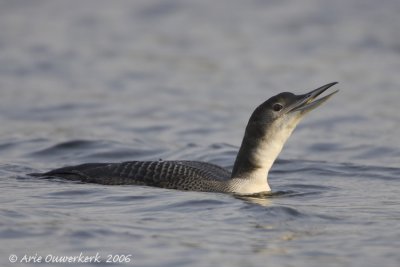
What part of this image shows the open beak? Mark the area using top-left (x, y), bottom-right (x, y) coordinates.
top-left (289, 82), bottom-right (339, 113)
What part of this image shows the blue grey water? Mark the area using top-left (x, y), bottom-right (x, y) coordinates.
top-left (0, 0), bottom-right (399, 266)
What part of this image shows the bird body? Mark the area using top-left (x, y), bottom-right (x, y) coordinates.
top-left (41, 160), bottom-right (231, 192)
top-left (33, 83), bottom-right (338, 195)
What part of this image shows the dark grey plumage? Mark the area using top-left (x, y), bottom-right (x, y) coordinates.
top-left (39, 161), bottom-right (231, 192)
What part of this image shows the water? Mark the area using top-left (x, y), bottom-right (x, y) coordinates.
top-left (1, 0), bottom-right (400, 266)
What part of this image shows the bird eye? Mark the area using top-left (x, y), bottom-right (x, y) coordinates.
top-left (272, 103), bottom-right (283, 112)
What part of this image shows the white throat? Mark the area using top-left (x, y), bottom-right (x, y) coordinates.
top-left (229, 118), bottom-right (299, 195)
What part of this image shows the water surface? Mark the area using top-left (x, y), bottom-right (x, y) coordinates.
top-left (1, 1), bottom-right (400, 266)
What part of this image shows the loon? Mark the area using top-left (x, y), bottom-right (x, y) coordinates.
top-left (33, 82), bottom-right (338, 195)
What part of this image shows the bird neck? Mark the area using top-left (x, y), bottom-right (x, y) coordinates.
top-left (230, 121), bottom-right (294, 193)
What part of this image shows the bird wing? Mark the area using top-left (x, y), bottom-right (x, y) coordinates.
top-left (36, 161), bottom-right (231, 190)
